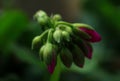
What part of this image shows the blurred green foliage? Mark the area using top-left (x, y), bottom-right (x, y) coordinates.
top-left (0, 10), bottom-right (28, 49)
top-left (0, 0), bottom-right (120, 81)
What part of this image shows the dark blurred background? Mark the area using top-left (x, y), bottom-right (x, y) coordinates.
top-left (0, 0), bottom-right (120, 81)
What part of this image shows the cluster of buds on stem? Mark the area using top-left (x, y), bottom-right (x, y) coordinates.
top-left (32, 10), bottom-right (101, 74)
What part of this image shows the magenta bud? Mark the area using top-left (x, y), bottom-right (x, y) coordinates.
top-left (47, 55), bottom-right (56, 74)
top-left (84, 42), bottom-right (93, 59)
top-left (80, 27), bottom-right (101, 42)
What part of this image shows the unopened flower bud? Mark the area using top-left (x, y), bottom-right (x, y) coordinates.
top-left (73, 23), bottom-right (101, 42)
top-left (73, 36), bottom-right (93, 59)
top-left (57, 25), bottom-right (73, 35)
top-left (32, 36), bottom-right (42, 50)
top-left (53, 14), bottom-right (62, 21)
top-left (84, 42), bottom-right (93, 59)
top-left (62, 31), bottom-right (70, 42)
top-left (60, 47), bottom-right (73, 68)
top-left (53, 29), bottom-right (62, 43)
top-left (80, 27), bottom-right (101, 42)
top-left (39, 45), bottom-right (45, 61)
top-left (70, 45), bottom-right (85, 68)
top-left (34, 10), bottom-right (49, 25)
top-left (72, 36), bottom-right (88, 57)
top-left (43, 43), bottom-right (57, 74)
top-left (64, 26), bottom-right (73, 35)
top-left (43, 43), bottom-right (57, 65)
top-left (47, 56), bottom-right (56, 74)
top-left (73, 27), bottom-right (91, 40)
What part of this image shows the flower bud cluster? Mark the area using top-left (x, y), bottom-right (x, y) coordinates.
top-left (32, 10), bottom-right (101, 74)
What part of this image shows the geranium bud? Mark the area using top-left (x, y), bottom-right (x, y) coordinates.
top-left (47, 55), bottom-right (56, 74)
top-left (62, 31), bottom-right (70, 42)
top-left (32, 36), bottom-right (42, 50)
top-left (43, 43), bottom-right (57, 65)
top-left (70, 45), bottom-right (85, 68)
top-left (84, 42), bottom-right (93, 59)
top-left (57, 25), bottom-right (73, 35)
top-left (34, 10), bottom-right (49, 25)
top-left (72, 36), bottom-right (88, 57)
top-left (64, 26), bottom-right (73, 35)
top-left (53, 29), bottom-right (62, 43)
top-left (39, 45), bottom-right (45, 61)
top-left (72, 35), bottom-right (93, 59)
top-left (53, 14), bottom-right (62, 21)
top-left (73, 37), bottom-right (93, 59)
top-left (73, 23), bottom-right (101, 42)
top-left (73, 26), bottom-right (91, 40)
top-left (80, 27), bottom-right (101, 42)
top-left (41, 43), bottom-right (57, 74)
top-left (60, 48), bottom-right (73, 68)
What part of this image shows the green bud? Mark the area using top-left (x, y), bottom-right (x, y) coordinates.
top-left (32, 29), bottom-right (49, 51)
top-left (62, 31), bottom-right (70, 42)
top-left (70, 45), bottom-right (85, 68)
top-left (53, 29), bottom-right (62, 43)
top-left (53, 14), bottom-right (62, 21)
top-left (31, 36), bottom-right (42, 50)
top-left (43, 43), bottom-right (57, 65)
top-left (64, 26), bottom-right (73, 35)
top-left (39, 45), bottom-right (45, 61)
top-left (34, 10), bottom-right (49, 25)
top-left (57, 25), bottom-right (73, 35)
top-left (60, 48), bottom-right (73, 68)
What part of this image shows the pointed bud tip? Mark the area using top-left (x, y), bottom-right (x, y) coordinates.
top-left (80, 27), bottom-right (101, 43)
top-left (80, 64), bottom-right (84, 68)
top-left (47, 58), bottom-right (56, 74)
top-left (47, 66), bottom-right (54, 74)
top-left (84, 42), bottom-right (93, 59)
top-left (87, 55), bottom-right (92, 59)
top-left (86, 48), bottom-right (92, 59)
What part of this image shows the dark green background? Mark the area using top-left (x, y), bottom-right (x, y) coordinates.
top-left (0, 0), bottom-right (120, 81)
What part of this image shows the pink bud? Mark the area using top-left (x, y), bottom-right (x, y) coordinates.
top-left (47, 54), bottom-right (56, 74)
top-left (80, 27), bottom-right (101, 42)
top-left (85, 43), bottom-right (93, 59)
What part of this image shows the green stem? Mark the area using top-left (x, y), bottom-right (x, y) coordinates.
top-left (47, 28), bottom-right (54, 43)
top-left (50, 56), bottom-right (62, 81)
top-left (55, 21), bottom-right (73, 28)
top-left (39, 29), bottom-right (49, 38)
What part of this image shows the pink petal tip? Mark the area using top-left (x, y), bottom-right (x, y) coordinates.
top-left (47, 57), bottom-right (56, 74)
top-left (80, 27), bottom-right (101, 43)
top-left (85, 43), bottom-right (93, 59)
